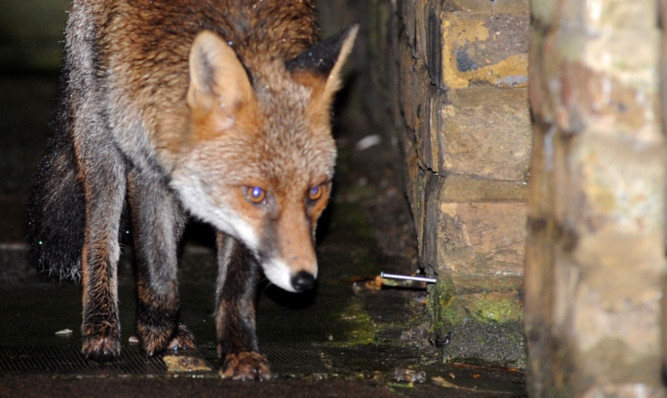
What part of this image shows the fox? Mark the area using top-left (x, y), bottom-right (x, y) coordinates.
top-left (28, 0), bottom-right (357, 380)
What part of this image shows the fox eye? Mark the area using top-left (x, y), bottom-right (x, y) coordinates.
top-left (308, 184), bottom-right (324, 201)
top-left (244, 186), bottom-right (266, 205)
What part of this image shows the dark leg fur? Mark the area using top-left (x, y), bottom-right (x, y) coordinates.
top-left (127, 169), bottom-right (195, 356)
top-left (215, 232), bottom-right (270, 381)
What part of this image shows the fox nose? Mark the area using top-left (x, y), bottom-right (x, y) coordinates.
top-left (291, 271), bottom-right (316, 292)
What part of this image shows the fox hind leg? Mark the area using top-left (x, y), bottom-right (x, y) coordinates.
top-left (127, 169), bottom-right (195, 356)
top-left (78, 145), bottom-right (126, 362)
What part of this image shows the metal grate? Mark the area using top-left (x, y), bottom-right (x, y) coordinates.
top-left (0, 343), bottom-right (328, 377)
top-left (263, 343), bottom-right (329, 376)
top-left (0, 345), bottom-right (168, 376)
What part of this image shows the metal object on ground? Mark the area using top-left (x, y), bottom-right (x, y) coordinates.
top-left (380, 272), bottom-right (436, 284)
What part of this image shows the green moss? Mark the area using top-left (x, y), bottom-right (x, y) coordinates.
top-left (428, 270), bottom-right (523, 326)
top-left (464, 293), bottom-right (523, 324)
top-left (437, 293), bottom-right (523, 326)
top-left (427, 277), bottom-right (526, 366)
top-left (428, 276), bottom-right (462, 334)
top-left (331, 299), bottom-right (376, 347)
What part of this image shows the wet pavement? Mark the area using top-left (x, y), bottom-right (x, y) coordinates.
top-left (0, 73), bottom-right (526, 397)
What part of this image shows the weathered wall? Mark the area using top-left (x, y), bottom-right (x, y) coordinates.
top-left (343, 1), bottom-right (532, 366)
top-left (403, 0), bottom-right (532, 368)
top-left (527, 0), bottom-right (666, 396)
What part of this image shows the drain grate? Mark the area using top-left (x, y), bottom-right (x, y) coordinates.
top-left (0, 343), bottom-right (328, 377)
top-left (0, 345), bottom-right (168, 376)
top-left (263, 343), bottom-right (329, 376)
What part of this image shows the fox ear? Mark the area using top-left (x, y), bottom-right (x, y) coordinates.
top-left (188, 30), bottom-right (253, 129)
top-left (286, 25), bottom-right (358, 107)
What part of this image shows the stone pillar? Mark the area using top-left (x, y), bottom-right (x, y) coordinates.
top-left (347, 0), bottom-right (531, 366)
top-left (397, 1), bottom-right (532, 366)
top-left (526, 0), bottom-right (666, 396)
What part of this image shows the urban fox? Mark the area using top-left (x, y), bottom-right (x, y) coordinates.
top-left (29, 0), bottom-right (356, 380)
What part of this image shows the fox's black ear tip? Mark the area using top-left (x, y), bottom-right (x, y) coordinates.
top-left (343, 25), bottom-right (359, 46)
top-left (340, 24), bottom-right (358, 34)
top-left (346, 24), bottom-right (360, 36)
top-left (286, 24), bottom-right (359, 76)
top-left (333, 24), bottom-right (359, 46)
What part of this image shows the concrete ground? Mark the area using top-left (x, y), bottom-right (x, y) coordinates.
top-left (0, 73), bottom-right (526, 397)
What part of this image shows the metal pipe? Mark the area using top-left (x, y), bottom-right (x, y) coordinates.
top-left (380, 272), bottom-right (437, 284)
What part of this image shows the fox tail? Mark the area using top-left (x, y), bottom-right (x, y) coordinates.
top-left (28, 71), bottom-right (85, 281)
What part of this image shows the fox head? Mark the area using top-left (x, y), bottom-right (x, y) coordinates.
top-left (171, 26), bottom-right (358, 292)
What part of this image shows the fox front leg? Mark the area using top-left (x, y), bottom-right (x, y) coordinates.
top-left (214, 232), bottom-right (270, 381)
top-left (127, 169), bottom-right (195, 356)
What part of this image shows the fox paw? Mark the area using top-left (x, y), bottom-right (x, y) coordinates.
top-left (140, 322), bottom-right (195, 356)
top-left (220, 352), bottom-right (271, 381)
top-left (166, 323), bottom-right (196, 352)
top-left (82, 333), bottom-right (121, 363)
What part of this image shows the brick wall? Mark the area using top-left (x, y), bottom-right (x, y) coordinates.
top-left (344, 1), bottom-right (532, 366)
